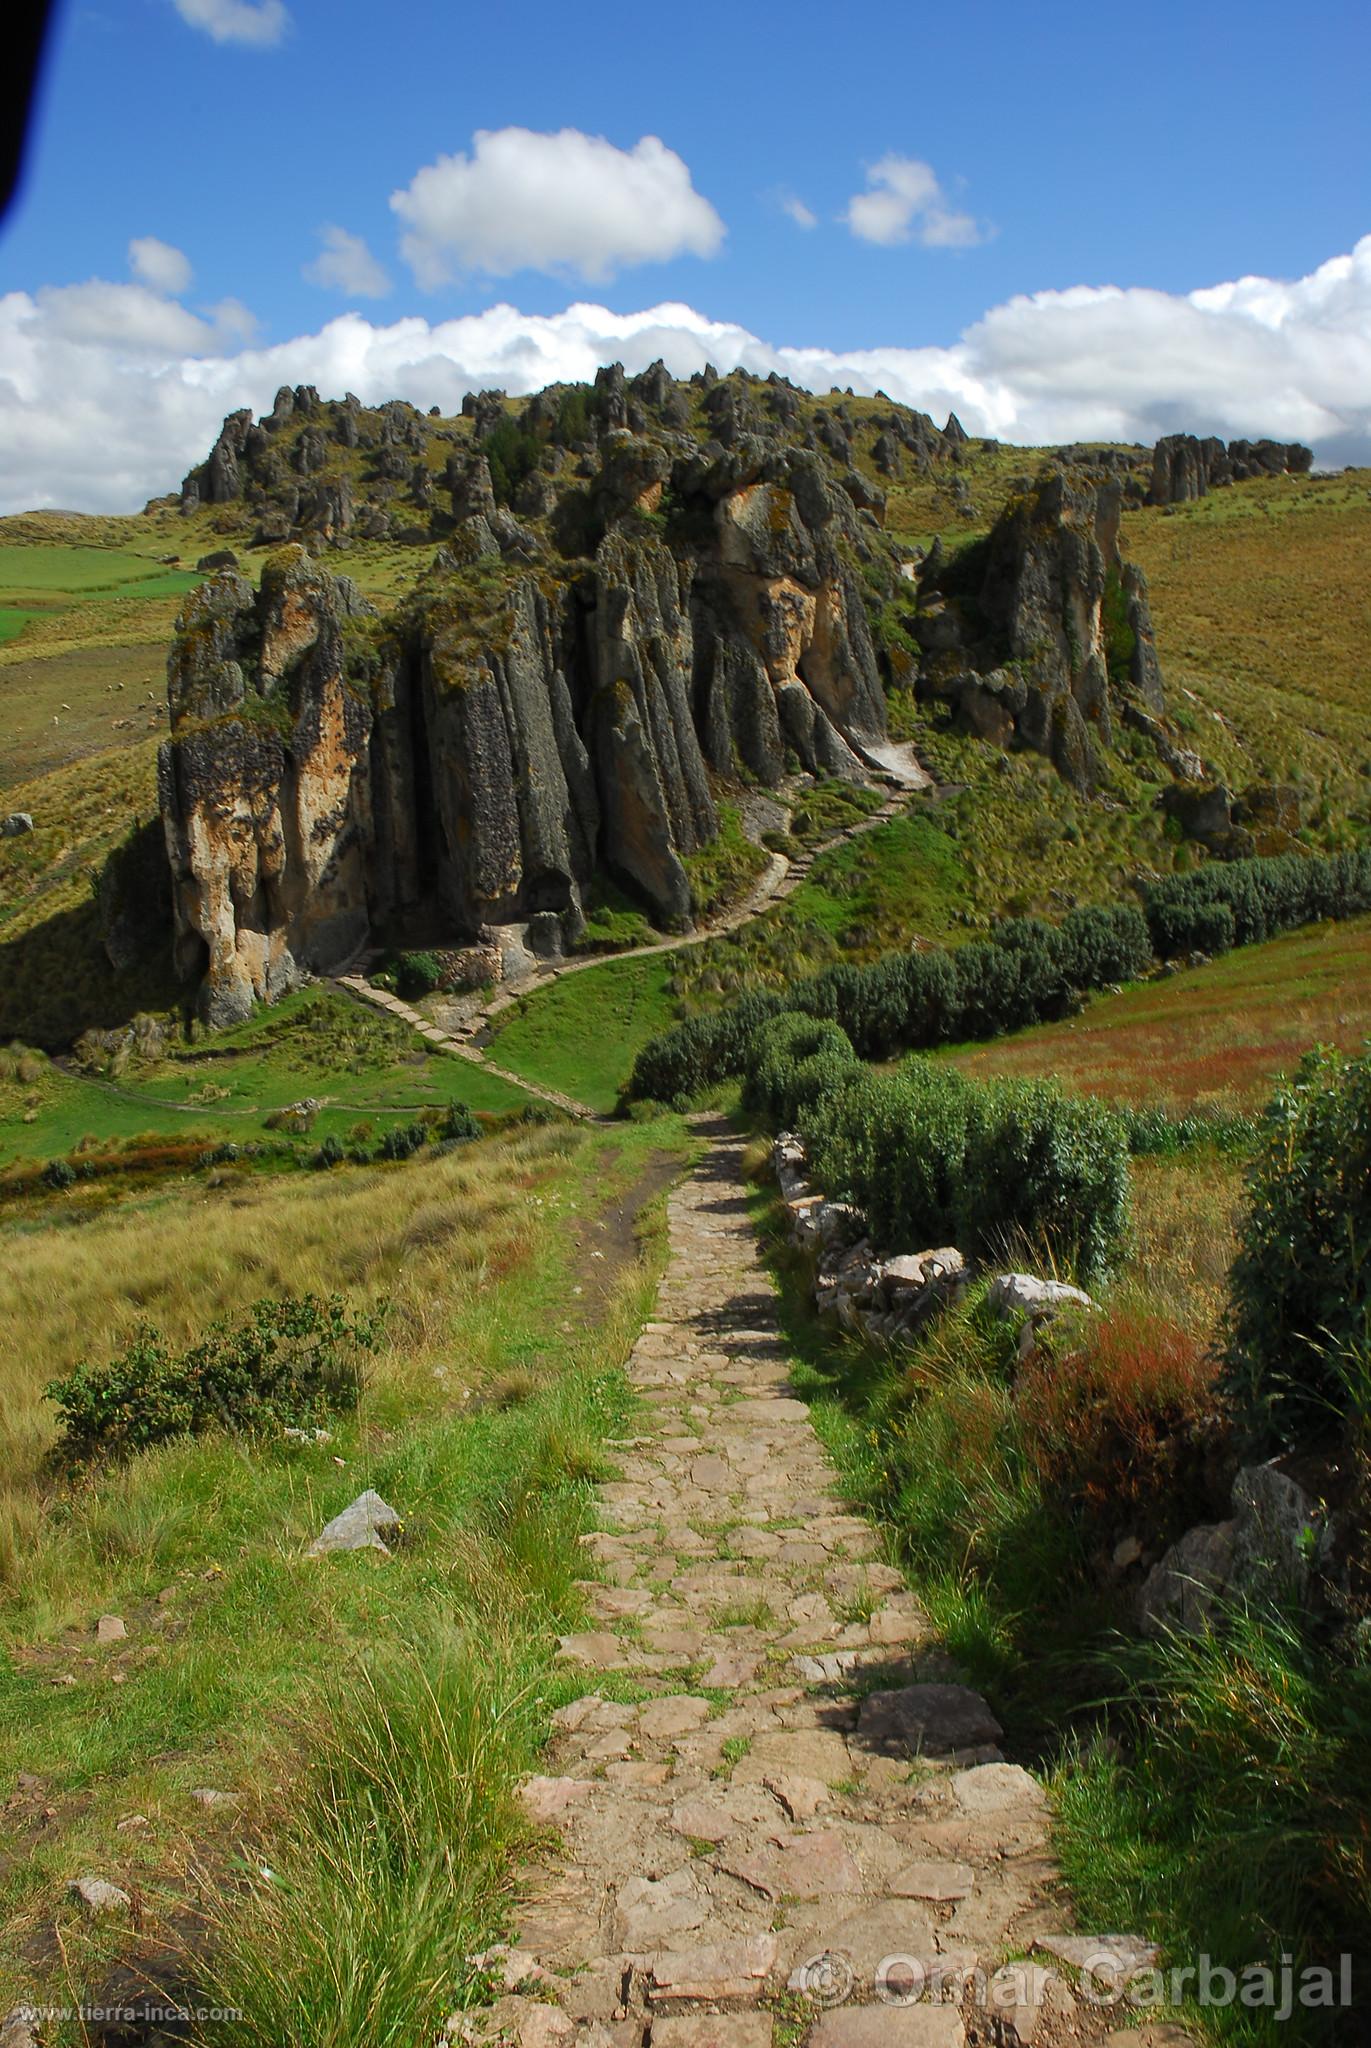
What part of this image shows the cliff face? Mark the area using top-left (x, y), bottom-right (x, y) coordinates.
top-left (912, 472), bottom-right (1165, 788)
top-left (160, 404), bottom-right (893, 1025)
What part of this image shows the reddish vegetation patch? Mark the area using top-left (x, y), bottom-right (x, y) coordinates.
top-left (952, 915), bottom-right (1371, 1112)
top-left (1018, 1307), bottom-right (1224, 1542)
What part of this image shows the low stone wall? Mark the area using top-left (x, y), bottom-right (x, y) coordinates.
top-left (771, 1132), bottom-right (966, 1345)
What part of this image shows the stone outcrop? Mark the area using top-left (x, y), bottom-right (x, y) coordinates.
top-left (913, 471), bottom-right (1166, 787)
top-left (1146, 434), bottom-right (1312, 505)
top-left (1159, 779), bottom-right (1301, 860)
top-left (160, 399), bottom-right (893, 1024)
top-left (1136, 1462), bottom-right (1326, 1635)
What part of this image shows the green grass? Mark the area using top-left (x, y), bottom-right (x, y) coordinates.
top-left (0, 543), bottom-right (204, 607)
top-left (682, 802), bottom-right (769, 919)
top-left (0, 606), bottom-right (38, 645)
top-left (0, 1112), bottom-right (689, 2038)
top-left (486, 953), bottom-right (681, 1113)
top-left (0, 988), bottom-right (532, 1173)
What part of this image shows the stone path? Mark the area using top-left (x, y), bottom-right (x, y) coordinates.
top-left (461, 1120), bottom-right (1160, 2048)
top-left (334, 974), bottom-right (599, 1120)
top-left (336, 775), bottom-right (922, 1121)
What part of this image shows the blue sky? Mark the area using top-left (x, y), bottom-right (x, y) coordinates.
top-left (1, 0), bottom-right (1368, 510)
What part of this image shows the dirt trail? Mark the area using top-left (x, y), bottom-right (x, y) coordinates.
top-left (459, 1118), bottom-right (1169, 2048)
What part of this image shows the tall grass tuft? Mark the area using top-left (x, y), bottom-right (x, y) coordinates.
top-left (198, 1630), bottom-right (538, 2047)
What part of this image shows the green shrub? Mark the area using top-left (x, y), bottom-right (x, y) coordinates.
top-left (312, 1134), bottom-right (345, 1170)
top-left (442, 1101), bottom-right (480, 1143)
top-left (40, 1158), bottom-right (76, 1190)
top-left (1227, 1043), bottom-right (1371, 1443)
top-left (46, 1294), bottom-right (379, 1464)
top-left (395, 950), bottom-right (443, 999)
top-left (378, 1122), bottom-right (427, 1162)
top-left (961, 1079), bottom-right (1130, 1281)
top-left (741, 1012), bottom-right (859, 1126)
top-left (1058, 903), bottom-right (1152, 986)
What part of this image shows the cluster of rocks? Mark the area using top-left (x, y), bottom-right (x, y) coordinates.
top-left (1137, 1460), bottom-right (1334, 1636)
top-left (772, 1135), bottom-right (1099, 1364)
top-left (1159, 778), bottom-right (1301, 859)
top-left (773, 1133), bottom-right (969, 1346)
top-left (1147, 433), bottom-right (1312, 505)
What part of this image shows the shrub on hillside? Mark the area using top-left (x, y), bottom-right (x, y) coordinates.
top-left (441, 1101), bottom-right (480, 1143)
top-left (629, 846), bottom-right (1371, 1108)
top-left (1227, 1042), bottom-right (1371, 1443)
top-left (741, 1013), bottom-right (859, 1126)
top-left (803, 1058), bottom-right (973, 1252)
top-left (627, 989), bottom-right (786, 1105)
top-left (1058, 903), bottom-right (1153, 987)
top-left (796, 1055), bottom-right (1129, 1279)
top-left (1016, 1306), bottom-right (1220, 1535)
top-left (47, 1294), bottom-right (380, 1465)
top-left (394, 951), bottom-right (443, 999)
top-left (378, 1122), bottom-right (427, 1162)
top-left (962, 1079), bottom-right (1131, 1281)
top-left (1143, 847), bottom-right (1371, 960)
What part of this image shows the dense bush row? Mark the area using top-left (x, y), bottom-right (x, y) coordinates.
top-left (630, 846), bottom-right (1371, 1106)
top-left (630, 902), bottom-right (1151, 1102)
top-left (745, 1014), bottom-right (1130, 1279)
top-left (1142, 847), bottom-right (1371, 959)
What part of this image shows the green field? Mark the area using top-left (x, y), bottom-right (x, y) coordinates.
top-left (486, 953), bottom-right (679, 1113)
top-left (1, 988), bottom-right (532, 1176)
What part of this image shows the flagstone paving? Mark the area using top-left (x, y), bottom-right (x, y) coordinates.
top-left (456, 1118), bottom-right (1179, 2048)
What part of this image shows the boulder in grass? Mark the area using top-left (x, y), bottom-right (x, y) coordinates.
top-left (308, 1490), bottom-right (403, 1556)
top-left (987, 1272), bottom-right (1094, 1318)
top-left (2, 814), bottom-right (33, 837)
top-left (69, 1875), bottom-right (131, 1917)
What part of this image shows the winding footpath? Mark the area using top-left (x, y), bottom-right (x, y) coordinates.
top-left (337, 773), bottom-right (921, 1122)
top-left (457, 1120), bottom-right (1172, 2048)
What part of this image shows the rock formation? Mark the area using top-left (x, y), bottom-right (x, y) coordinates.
top-left (160, 364), bottom-right (1308, 1024)
top-left (1147, 433), bottom-right (1312, 505)
top-left (160, 380), bottom-right (896, 1025)
top-left (911, 470), bottom-right (1165, 787)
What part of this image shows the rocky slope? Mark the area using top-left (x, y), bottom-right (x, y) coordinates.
top-left (158, 365), bottom-right (1260, 1026)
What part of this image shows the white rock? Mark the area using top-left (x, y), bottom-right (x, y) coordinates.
top-left (987, 1272), bottom-right (1095, 1318)
top-left (307, 1490), bottom-right (402, 1556)
top-left (95, 1615), bottom-right (127, 1644)
top-left (68, 1875), bottom-right (131, 1916)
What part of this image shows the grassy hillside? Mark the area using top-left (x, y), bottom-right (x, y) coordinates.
top-left (949, 913), bottom-right (1371, 1112)
top-left (1122, 470), bottom-right (1371, 825)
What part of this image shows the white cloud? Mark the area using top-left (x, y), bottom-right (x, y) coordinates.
top-left (844, 154), bottom-right (982, 249)
top-left (171, 0), bottom-right (289, 45)
top-left (2, 240), bottom-right (1370, 515)
top-left (304, 226), bottom-right (392, 300)
top-left (777, 192), bottom-right (818, 231)
top-left (390, 127), bottom-right (726, 286)
top-left (128, 236), bottom-right (193, 295)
